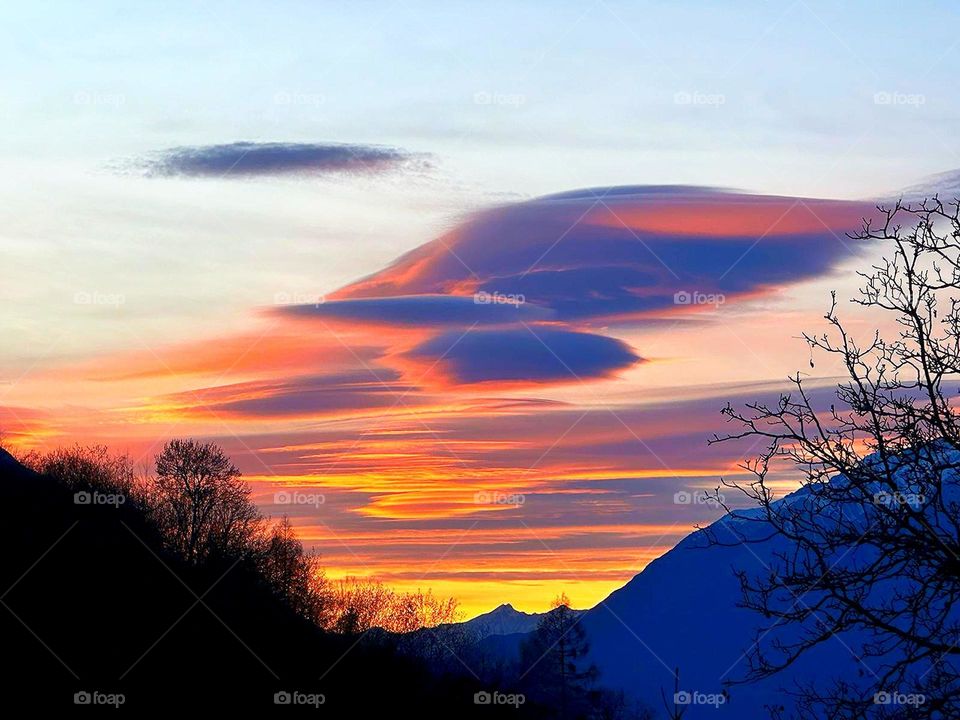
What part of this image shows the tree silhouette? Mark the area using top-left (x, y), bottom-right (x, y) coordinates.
top-left (520, 593), bottom-right (597, 718)
top-left (21, 443), bottom-right (135, 497)
top-left (323, 577), bottom-right (460, 634)
top-left (148, 438), bottom-right (260, 565)
top-left (709, 198), bottom-right (960, 719)
top-left (258, 516), bottom-right (328, 623)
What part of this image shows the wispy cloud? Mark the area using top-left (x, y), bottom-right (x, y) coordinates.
top-left (140, 141), bottom-right (429, 178)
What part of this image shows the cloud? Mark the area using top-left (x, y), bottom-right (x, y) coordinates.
top-left (405, 327), bottom-right (642, 384)
top-left (893, 168), bottom-right (960, 203)
top-left (164, 371), bottom-right (414, 419)
top-left (271, 185), bottom-right (875, 386)
top-left (141, 141), bottom-right (428, 178)
top-left (333, 186), bottom-right (875, 323)
top-left (277, 294), bottom-right (554, 326)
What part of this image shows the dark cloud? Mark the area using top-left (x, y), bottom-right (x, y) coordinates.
top-left (142, 141), bottom-right (427, 178)
top-left (277, 294), bottom-right (554, 326)
top-left (406, 327), bottom-right (642, 384)
top-left (170, 371), bottom-right (413, 418)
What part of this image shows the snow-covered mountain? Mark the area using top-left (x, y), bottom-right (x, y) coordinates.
top-left (460, 603), bottom-right (550, 638)
top-left (460, 446), bottom-right (959, 717)
top-left (577, 449), bottom-right (959, 717)
top-left (578, 508), bottom-right (798, 717)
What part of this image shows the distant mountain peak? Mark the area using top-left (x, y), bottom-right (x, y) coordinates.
top-left (459, 602), bottom-right (544, 639)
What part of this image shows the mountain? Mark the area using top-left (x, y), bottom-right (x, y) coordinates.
top-left (461, 603), bottom-right (577, 639)
top-left (579, 508), bottom-right (791, 717)
top-left (576, 448), bottom-right (958, 718)
top-left (449, 603), bottom-right (586, 670)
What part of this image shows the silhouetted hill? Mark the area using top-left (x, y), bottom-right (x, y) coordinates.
top-left (0, 449), bottom-right (536, 715)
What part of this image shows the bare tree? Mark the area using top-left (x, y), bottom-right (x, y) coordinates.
top-left (149, 439), bottom-right (260, 564)
top-left (258, 516), bottom-right (328, 623)
top-left (21, 444), bottom-right (135, 497)
top-left (323, 577), bottom-right (460, 634)
top-left (709, 198), bottom-right (960, 718)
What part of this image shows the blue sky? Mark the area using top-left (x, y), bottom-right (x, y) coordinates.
top-left (2, 0), bottom-right (958, 196)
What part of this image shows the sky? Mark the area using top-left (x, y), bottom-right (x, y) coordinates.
top-left (2, 1), bottom-right (960, 616)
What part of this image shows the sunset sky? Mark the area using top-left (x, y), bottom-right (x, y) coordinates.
top-left (2, 1), bottom-right (960, 616)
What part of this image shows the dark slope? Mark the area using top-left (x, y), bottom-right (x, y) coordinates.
top-left (0, 449), bottom-right (531, 715)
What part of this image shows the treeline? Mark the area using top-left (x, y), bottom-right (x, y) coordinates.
top-left (18, 440), bottom-right (460, 635)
